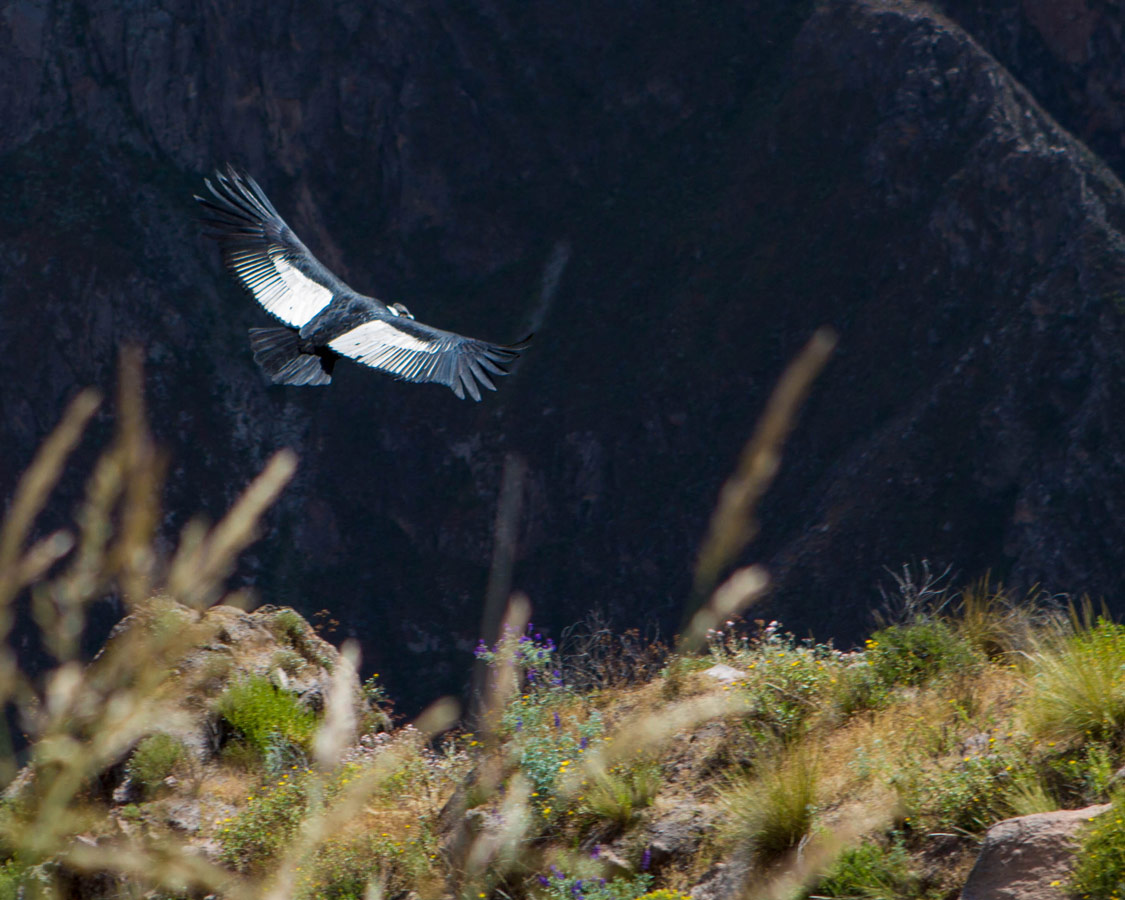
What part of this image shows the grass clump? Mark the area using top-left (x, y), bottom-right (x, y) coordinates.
top-left (580, 760), bottom-right (662, 831)
top-left (126, 733), bottom-right (188, 798)
top-left (1025, 617), bottom-right (1125, 748)
top-left (217, 674), bottom-right (317, 762)
top-left (806, 838), bottom-right (920, 899)
top-left (721, 747), bottom-right (817, 860)
top-left (950, 580), bottom-right (1043, 659)
top-left (1071, 793), bottom-right (1125, 899)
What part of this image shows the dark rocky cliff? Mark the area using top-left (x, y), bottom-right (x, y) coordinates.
top-left (3, 0), bottom-right (1125, 706)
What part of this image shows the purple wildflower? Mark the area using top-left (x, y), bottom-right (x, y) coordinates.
top-left (641, 848), bottom-right (651, 871)
top-left (538, 876), bottom-right (550, 886)
top-left (590, 845), bottom-right (601, 859)
top-left (580, 736), bottom-right (588, 750)
top-left (553, 711), bottom-right (561, 729)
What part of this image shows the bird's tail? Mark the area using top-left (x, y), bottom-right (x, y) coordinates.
top-left (248, 327), bottom-right (334, 386)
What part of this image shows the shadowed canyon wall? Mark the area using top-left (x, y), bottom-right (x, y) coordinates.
top-left (3, 0), bottom-right (1125, 706)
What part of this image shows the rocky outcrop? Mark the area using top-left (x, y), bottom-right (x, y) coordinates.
top-left (960, 804), bottom-right (1110, 899)
top-left (935, 0), bottom-right (1125, 181)
top-left (4, 0), bottom-right (1125, 705)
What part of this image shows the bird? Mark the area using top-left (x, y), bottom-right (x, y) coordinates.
top-left (195, 165), bottom-right (530, 400)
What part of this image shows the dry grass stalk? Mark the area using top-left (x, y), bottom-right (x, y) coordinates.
top-left (692, 327), bottom-right (836, 603)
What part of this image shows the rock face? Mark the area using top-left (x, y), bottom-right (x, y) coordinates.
top-left (5, 0), bottom-right (1125, 705)
top-left (960, 804), bottom-right (1110, 900)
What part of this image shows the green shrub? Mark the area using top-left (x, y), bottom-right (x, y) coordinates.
top-left (867, 621), bottom-right (977, 689)
top-left (1026, 619), bottom-right (1125, 747)
top-left (1071, 793), bottom-right (1125, 899)
top-left (893, 738), bottom-right (1034, 833)
top-left (476, 627), bottom-right (604, 815)
top-left (217, 675), bottom-right (317, 762)
top-left (832, 662), bottom-right (890, 716)
top-left (218, 775), bottom-right (309, 872)
top-left (126, 733), bottom-right (187, 798)
top-left (0, 859), bottom-right (25, 900)
top-left (533, 870), bottom-right (653, 900)
top-left (731, 636), bottom-right (839, 740)
top-left (1043, 741), bottom-right (1117, 808)
top-left (300, 827), bottom-right (439, 900)
top-left (270, 609), bottom-right (307, 645)
top-left (807, 838), bottom-right (919, 899)
top-left (634, 893), bottom-right (691, 900)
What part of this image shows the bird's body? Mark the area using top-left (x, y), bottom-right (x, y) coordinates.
top-left (196, 165), bottom-right (528, 399)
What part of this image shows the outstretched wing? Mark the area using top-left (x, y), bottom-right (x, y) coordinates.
top-left (328, 316), bottom-right (530, 401)
top-left (196, 165), bottom-right (346, 328)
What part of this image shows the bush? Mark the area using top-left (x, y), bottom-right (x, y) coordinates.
top-left (722, 628), bottom-right (840, 740)
top-left (867, 621), bottom-right (977, 689)
top-left (218, 774), bottom-right (309, 872)
top-left (1071, 792), bottom-right (1125, 899)
top-left (301, 827), bottom-right (439, 900)
top-left (1026, 619), bottom-right (1125, 747)
top-left (807, 839), bottom-right (919, 899)
top-left (832, 662), bottom-right (889, 716)
top-left (893, 737), bottom-right (1035, 833)
top-left (534, 869), bottom-right (653, 900)
top-left (0, 860), bottom-right (25, 900)
top-left (476, 626), bottom-right (604, 815)
top-left (126, 733), bottom-right (188, 798)
top-left (217, 675), bottom-right (317, 762)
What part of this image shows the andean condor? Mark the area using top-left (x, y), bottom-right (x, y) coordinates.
top-left (195, 165), bottom-right (530, 400)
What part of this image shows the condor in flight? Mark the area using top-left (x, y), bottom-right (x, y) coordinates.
top-left (196, 165), bottom-right (529, 400)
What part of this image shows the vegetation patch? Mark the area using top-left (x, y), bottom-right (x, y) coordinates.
top-left (806, 838), bottom-right (922, 899)
top-left (1025, 617), bottom-right (1125, 748)
top-left (720, 746), bottom-right (817, 860)
top-left (1071, 793), bottom-right (1125, 900)
top-left (218, 772), bottom-right (310, 872)
top-left (865, 620), bottom-right (978, 690)
top-left (126, 733), bottom-right (188, 799)
top-left (216, 675), bottom-right (317, 762)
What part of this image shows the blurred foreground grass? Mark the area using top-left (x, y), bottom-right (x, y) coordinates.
top-left (4, 341), bottom-right (1125, 899)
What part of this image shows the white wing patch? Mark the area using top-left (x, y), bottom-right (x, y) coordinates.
top-left (227, 250), bottom-right (333, 328)
top-left (328, 320), bottom-right (438, 377)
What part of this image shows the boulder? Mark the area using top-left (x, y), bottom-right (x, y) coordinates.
top-left (960, 804), bottom-right (1110, 900)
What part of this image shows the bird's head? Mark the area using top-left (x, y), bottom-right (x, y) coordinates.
top-left (389, 302), bottom-right (415, 320)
